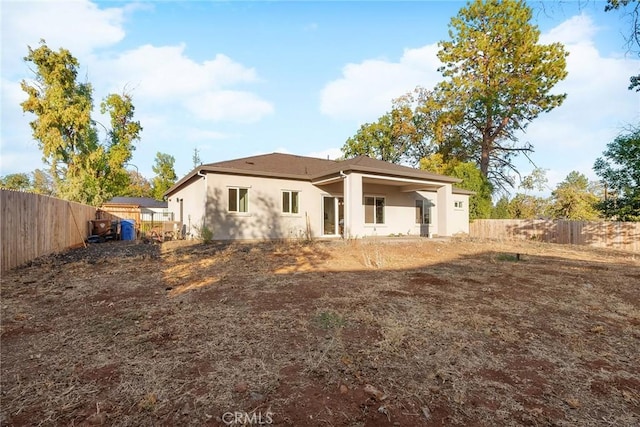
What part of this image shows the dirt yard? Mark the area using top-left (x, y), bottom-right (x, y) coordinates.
top-left (1, 237), bottom-right (639, 426)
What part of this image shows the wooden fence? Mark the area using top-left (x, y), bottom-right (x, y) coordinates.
top-left (0, 190), bottom-right (118, 273)
top-left (469, 219), bottom-right (640, 251)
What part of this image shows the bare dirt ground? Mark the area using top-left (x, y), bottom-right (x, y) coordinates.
top-left (1, 237), bottom-right (639, 426)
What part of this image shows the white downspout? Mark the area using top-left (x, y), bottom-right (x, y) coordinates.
top-left (339, 171), bottom-right (348, 238)
top-left (198, 170), bottom-right (207, 238)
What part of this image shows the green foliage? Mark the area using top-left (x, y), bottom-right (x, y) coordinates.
top-left (520, 167), bottom-right (549, 193)
top-left (314, 311), bottom-right (345, 330)
top-left (0, 169), bottom-right (56, 195)
top-left (433, 0), bottom-right (568, 189)
top-left (20, 41), bottom-right (141, 206)
top-left (594, 127), bottom-right (640, 221)
top-left (449, 162), bottom-right (493, 219)
top-left (550, 171), bottom-right (601, 220)
top-left (151, 152), bottom-right (177, 200)
top-left (506, 193), bottom-right (551, 219)
top-left (496, 253), bottom-right (522, 262)
top-left (420, 153), bottom-right (492, 219)
top-left (0, 173), bottom-right (31, 191)
top-left (419, 152), bottom-right (448, 175)
top-left (194, 220), bottom-right (214, 244)
top-left (490, 170), bottom-right (601, 221)
top-left (342, 106), bottom-right (417, 163)
top-left (346, 1), bottom-right (568, 193)
top-left (31, 169), bottom-right (55, 195)
top-left (120, 170), bottom-right (152, 198)
top-left (491, 196), bottom-right (511, 218)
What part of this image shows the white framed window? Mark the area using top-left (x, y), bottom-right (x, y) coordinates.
top-left (416, 199), bottom-right (432, 224)
top-left (228, 187), bottom-right (249, 213)
top-left (364, 196), bottom-right (385, 224)
top-left (282, 191), bottom-right (300, 214)
top-left (454, 201), bottom-right (463, 209)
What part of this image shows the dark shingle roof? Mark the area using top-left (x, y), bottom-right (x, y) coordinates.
top-left (318, 155), bottom-right (460, 183)
top-left (104, 197), bottom-right (168, 208)
top-left (165, 153), bottom-right (461, 196)
top-left (203, 153), bottom-right (336, 177)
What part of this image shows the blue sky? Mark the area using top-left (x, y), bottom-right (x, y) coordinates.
top-left (1, 0), bottom-right (639, 196)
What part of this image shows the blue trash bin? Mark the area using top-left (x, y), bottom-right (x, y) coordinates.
top-left (121, 219), bottom-right (136, 241)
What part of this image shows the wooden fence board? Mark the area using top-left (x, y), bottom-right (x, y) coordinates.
top-left (0, 190), bottom-right (120, 273)
top-left (469, 219), bottom-right (640, 251)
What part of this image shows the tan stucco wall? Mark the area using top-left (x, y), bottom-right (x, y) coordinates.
top-left (167, 175), bottom-right (207, 238)
top-left (204, 174), bottom-right (323, 240)
top-left (168, 171), bottom-right (469, 240)
top-left (451, 194), bottom-right (471, 234)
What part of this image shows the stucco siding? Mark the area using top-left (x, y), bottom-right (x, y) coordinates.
top-left (167, 175), bottom-right (206, 238)
top-left (415, 191), bottom-right (438, 237)
top-left (167, 169), bottom-right (469, 240)
top-left (451, 194), bottom-right (471, 234)
top-left (359, 183), bottom-right (412, 237)
top-left (202, 174), bottom-right (322, 240)
top-left (356, 186), bottom-right (440, 237)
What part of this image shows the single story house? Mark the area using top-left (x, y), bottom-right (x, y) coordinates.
top-left (101, 197), bottom-right (173, 224)
top-left (164, 153), bottom-right (472, 240)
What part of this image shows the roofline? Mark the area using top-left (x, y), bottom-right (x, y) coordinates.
top-left (452, 187), bottom-right (476, 195)
top-left (164, 155), bottom-right (462, 196)
top-left (164, 166), bottom-right (317, 197)
top-left (200, 166), bottom-right (312, 181)
top-left (323, 164), bottom-right (461, 183)
top-left (164, 168), bottom-right (202, 197)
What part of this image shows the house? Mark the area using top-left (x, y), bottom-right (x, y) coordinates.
top-left (164, 153), bottom-right (472, 240)
top-left (101, 196), bottom-right (179, 239)
top-left (101, 197), bottom-right (173, 224)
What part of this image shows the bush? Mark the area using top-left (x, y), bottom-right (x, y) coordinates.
top-left (194, 221), bottom-right (214, 244)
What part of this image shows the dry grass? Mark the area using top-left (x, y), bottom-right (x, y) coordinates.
top-left (1, 238), bottom-right (639, 426)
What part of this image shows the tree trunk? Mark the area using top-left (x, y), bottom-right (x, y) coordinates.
top-left (480, 135), bottom-right (490, 178)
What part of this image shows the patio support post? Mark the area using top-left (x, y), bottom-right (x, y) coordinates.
top-left (437, 185), bottom-right (453, 237)
top-left (344, 173), bottom-right (363, 238)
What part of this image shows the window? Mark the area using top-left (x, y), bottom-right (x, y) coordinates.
top-left (454, 201), bottom-right (463, 209)
top-left (229, 187), bottom-right (249, 212)
top-left (282, 191), bottom-right (300, 214)
top-left (364, 196), bottom-right (385, 224)
top-left (416, 200), bottom-right (432, 224)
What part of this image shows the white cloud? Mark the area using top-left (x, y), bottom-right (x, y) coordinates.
top-left (320, 44), bottom-right (441, 123)
top-left (1, 0), bottom-right (132, 175)
top-left (0, 78), bottom-right (43, 175)
top-left (306, 147), bottom-right (343, 161)
top-left (522, 13), bottom-right (640, 169)
top-left (1, 1), bottom-right (276, 177)
top-left (93, 43), bottom-right (274, 123)
top-left (185, 90), bottom-right (274, 123)
top-left (322, 12), bottom-right (639, 198)
top-left (513, 13), bottom-right (639, 196)
top-left (541, 13), bottom-right (597, 46)
top-left (1, 0), bottom-right (127, 75)
top-left (96, 45), bottom-right (259, 100)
